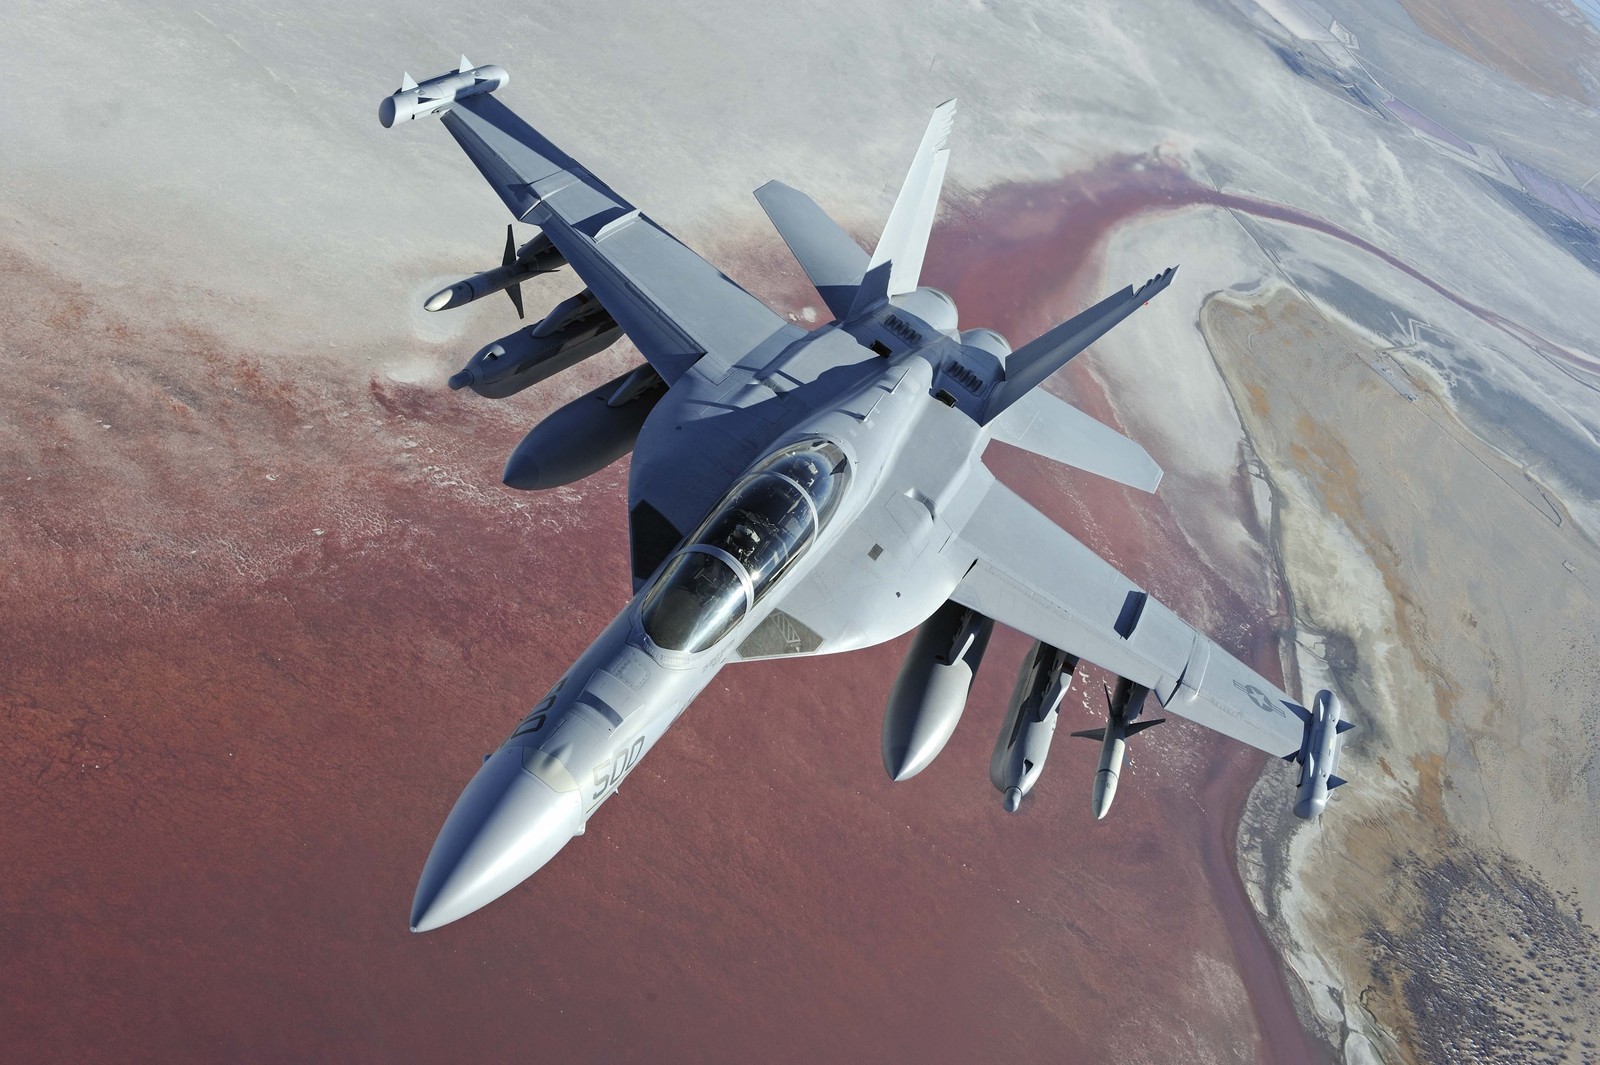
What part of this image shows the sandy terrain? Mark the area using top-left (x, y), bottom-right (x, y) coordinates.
top-left (1204, 286), bottom-right (1600, 1063)
top-left (1394, 0), bottom-right (1600, 106)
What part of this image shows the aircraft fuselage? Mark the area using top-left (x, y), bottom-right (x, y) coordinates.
top-left (411, 304), bottom-right (995, 930)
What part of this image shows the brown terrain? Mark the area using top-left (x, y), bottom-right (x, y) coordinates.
top-left (1208, 288), bottom-right (1600, 1063)
top-left (0, 172), bottom-right (1325, 1063)
top-left (1395, 0), bottom-right (1600, 105)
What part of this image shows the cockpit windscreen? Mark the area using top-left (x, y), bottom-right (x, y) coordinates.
top-left (641, 440), bottom-right (850, 653)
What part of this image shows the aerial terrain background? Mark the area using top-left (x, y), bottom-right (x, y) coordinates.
top-left (3, 0), bottom-right (1599, 1062)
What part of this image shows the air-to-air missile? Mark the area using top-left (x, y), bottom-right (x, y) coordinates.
top-left (425, 226), bottom-right (567, 319)
top-left (378, 58), bottom-right (509, 128)
top-left (1070, 678), bottom-right (1165, 819)
top-left (447, 289), bottom-right (624, 399)
top-left (989, 642), bottom-right (1077, 812)
top-left (881, 600), bottom-right (994, 780)
top-left (502, 364), bottom-right (666, 491)
top-left (1288, 689), bottom-right (1353, 819)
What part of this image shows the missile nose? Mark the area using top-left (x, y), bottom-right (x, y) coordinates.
top-left (447, 370), bottom-right (473, 391)
top-left (424, 287), bottom-right (455, 312)
top-left (1091, 769), bottom-right (1117, 820)
top-left (1003, 786), bottom-right (1023, 813)
top-left (410, 748), bottom-right (583, 932)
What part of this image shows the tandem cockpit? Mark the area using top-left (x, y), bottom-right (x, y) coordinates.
top-left (640, 440), bottom-right (851, 654)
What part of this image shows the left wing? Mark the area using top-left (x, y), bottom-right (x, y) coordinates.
top-left (944, 477), bottom-right (1305, 756)
top-left (387, 66), bottom-right (800, 385)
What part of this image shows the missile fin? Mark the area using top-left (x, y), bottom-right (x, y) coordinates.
top-left (503, 224), bottom-right (517, 268)
top-left (1124, 717), bottom-right (1165, 736)
top-left (401, 72), bottom-right (418, 91)
top-left (506, 281), bottom-right (525, 319)
top-left (1069, 728), bottom-right (1106, 741)
top-left (459, 54), bottom-right (473, 73)
top-left (1327, 774), bottom-right (1348, 790)
top-left (1336, 720), bottom-right (1355, 734)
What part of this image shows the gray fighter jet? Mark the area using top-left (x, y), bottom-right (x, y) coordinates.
top-left (380, 60), bottom-right (1352, 933)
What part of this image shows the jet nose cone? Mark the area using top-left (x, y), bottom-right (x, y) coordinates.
top-left (410, 748), bottom-right (583, 932)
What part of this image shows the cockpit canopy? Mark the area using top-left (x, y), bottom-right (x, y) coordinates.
top-left (640, 440), bottom-right (850, 653)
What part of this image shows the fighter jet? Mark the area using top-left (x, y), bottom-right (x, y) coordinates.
top-left (380, 60), bottom-right (1352, 932)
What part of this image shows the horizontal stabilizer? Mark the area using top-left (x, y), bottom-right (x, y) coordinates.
top-left (981, 267), bottom-right (1177, 424)
top-left (754, 181), bottom-right (868, 321)
top-left (990, 387), bottom-right (1163, 492)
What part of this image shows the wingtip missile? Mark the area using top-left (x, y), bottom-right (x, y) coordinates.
top-left (1291, 690), bottom-right (1352, 819)
top-left (379, 61), bottom-right (509, 128)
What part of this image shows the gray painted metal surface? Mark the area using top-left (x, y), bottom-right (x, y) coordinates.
top-left (378, 64), bottom-right (1351, 932)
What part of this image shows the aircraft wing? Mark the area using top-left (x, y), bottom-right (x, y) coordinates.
top-left (945, 477), bottom-right (1306, 757)
top-left (435, 94), bottom-right (799, 385)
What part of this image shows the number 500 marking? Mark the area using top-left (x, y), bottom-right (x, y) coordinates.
top-left (592, 736), bottom-right (646, 796)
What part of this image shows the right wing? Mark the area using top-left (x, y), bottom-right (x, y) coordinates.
top-left (945, 477), bottom-right (1305, 756)
top-left (432, 91), bottom-right (802, 385)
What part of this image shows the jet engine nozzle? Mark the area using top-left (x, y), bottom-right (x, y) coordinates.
top-left (450, 288), bottom-right (622, 400)
top-left (881, 601), bottom-right (993, 781)
top-left (989, 641), bottom-right (1077, 812)
top-left (1289, 689), bottom-right (1353, 819)
top-left (959, 328), bottom-right (1011, 360)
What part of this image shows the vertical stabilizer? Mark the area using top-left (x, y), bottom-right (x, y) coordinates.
top-left (848, 100), bottom-right (956, 318)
